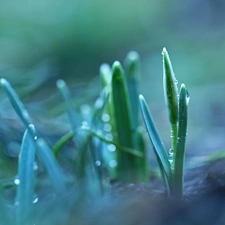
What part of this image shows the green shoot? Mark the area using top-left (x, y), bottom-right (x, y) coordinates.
top-left (0, 78), bottom-right (66, 194)
top-left (16, 125), bottom-right (36, 225)
top-left (139, 95), bottom-right (172, 193)
top-left (162, 47), bottom-right (179, 167)
top-left (173, 84), bottom-right (189, 198)
top-left (0, 78), bottom-right (31, 128)
top-left (36, 138), bottom-right (66, 194)
top-left (139, 48), bottom-right (189, 198)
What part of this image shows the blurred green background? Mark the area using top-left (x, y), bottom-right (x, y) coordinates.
top-left (1, 0), bottom-right (225, 159)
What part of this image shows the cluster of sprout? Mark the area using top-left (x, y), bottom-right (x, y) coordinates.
top-left (0, 48), bottom-right (189, 224)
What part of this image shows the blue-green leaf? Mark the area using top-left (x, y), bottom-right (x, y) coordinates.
top-left (36, 138), bottom-right (66, 194)
top-left (139, 95), bottom-right (171, 183)
top-left (16, 124), bottom-right (36, 225)
top-left (173, 84), bottom-right (189, 198)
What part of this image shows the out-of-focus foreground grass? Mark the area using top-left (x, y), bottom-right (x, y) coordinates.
top-left (0, 0), bottom-right (225, 171)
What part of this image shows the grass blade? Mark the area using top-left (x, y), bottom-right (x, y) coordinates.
top-left (124, 51), bottom-right (140, 129)
top-left (162, 48), bottom-right (179, 156)
top-left (16, 124), bottom-right (36, 225)
top-left (81, 126), bottom-right (143, 157)
top-left (52, 130), bottom-right (75, 156)
top-left (173, 84), bottom-right (189, 198)
top-left (98, 64), bottom-right (119, 178)
top-left (139, 95), bottom-right (171, 185)
top-left (36, 138), bottom-right (66, 194)
top-left (100, 63), bottom-right (111, 88)
top-left (124, 51), bottom-right (147, 182)
top-left (56, 79), bottom-right (78, 131)
top-left (112, 61), bottom-right (136, 181)
top-left (0, 78), bottom-right (31, 127)
top-left (162, 48), bottom-right (178, 126)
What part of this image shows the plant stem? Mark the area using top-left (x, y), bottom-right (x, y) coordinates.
top-left (173, 84), bottom-right (189, 199)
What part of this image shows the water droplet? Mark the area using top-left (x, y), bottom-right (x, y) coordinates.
top-left (102, 114), bottom-right (110, 122)
top-left (104, 124), bottom-right (112, 132)
top-left (109, 160), bottom-right (117, 168)
top-left (186, 90), bottom-right (190, 104)
top-left (33, 162), bottom-right (38, 171)
top-left (177, 137), bottom-right (181, 143)
top-left (82, 121), bottom-right (88, 127)
top-left (168, 149), bottom-right (174, 168)
top-left (95, 98), bottom-right (104, 109)
top-left (81, 121), bottom-right (89, 130)
top-left (95, 160), bottom-right (101, 166)
top-left (14, 200), bottom-right (19, 206)
top-left (33, 197), bottom-right (38, 204)
top-left (80, 104), bottom-right (91, 114)
top-left (169, 148), bottom-right (173, 155)
top-left (105, 133), bottom-right (113, 141)
top-left (107, 144), bottom-right (116, 152)
top-left (34, 136), bottom-right (38, 140)
top-left (174, 79), bottom-right (178, 85)
top-left (97, 130), bottom-right (102, 135)
top-left (14, 177), bottom-right (20, 185)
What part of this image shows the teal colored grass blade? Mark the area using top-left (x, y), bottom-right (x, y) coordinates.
top-left (0, 78), bottom-right (31, 127)
top-left (112, 61), bottom-right (136, 181)
top-left (81, 126), bottom-right (143, 157)
top-left (100, 63), bottom-right (111, 88)
top-left (57, 79), bottom-right (78, 131)
top-left (139, 95), bottom-right (171, 185)
top-left (52, 130), bottom-right (75, 156)
top-left (124, 51), bottom-right (140, 129)
top-left (173, 84), bottom-right (189, 198)
top-left (112, 62), bottom-right (133, 148)
top-left (99, 64), bottom-right (119, 178)
top-left (162, 48), bottom-right (179, 157)
top-left (124, 51), bottom-right (147, 182)
top-left (36, 138), bottom-right (66, 194)
top-left (16, 124), bottom-right (36, 225)
top-left (162, 48), bottom-right (178, 126)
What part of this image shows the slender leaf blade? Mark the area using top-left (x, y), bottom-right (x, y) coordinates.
top-left (36, 138), bottom-right (66, 194)
top-left (173, 84), bottom-right (189, 198)
top-left (139, 95), bottom-right (171, 182)
top-left (124, 51), bottom-right (140, 129)
top-left (16, 124), bottom-right (36, 225)
top-left (112, 61), bottom-right (136, 181)
top-left (56, 79), bottom-right (78, 131)
top-left (0, 78), bottom-right (31, 127)
top-left (162, 48), bottom-right (179, 126)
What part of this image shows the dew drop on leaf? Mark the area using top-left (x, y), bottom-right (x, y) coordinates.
top-left (102, 114), bottom-right (110, 122)
top-left (14, 177), bottom-right (20, 185)
top-left (105, 133), bottom-right (113, 141)
top-left (107, 144), bottom-right (116, 152)
top-left (104, 123), bottom-right (112, 132)
top-left (109, 160), bottom-right (117, 168)
top-left (95, 160), bottom-right (101, 166)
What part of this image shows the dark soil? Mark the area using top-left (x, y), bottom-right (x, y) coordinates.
top-left (76, 160), bottom-right (225, 225)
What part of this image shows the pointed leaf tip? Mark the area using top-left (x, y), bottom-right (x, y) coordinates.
top-left (180, 83), bottom-right (186, 89)
top-left (0, 78), bottom-right (5, 84)
top-left (100, 63), bottom-right (111, 74)
top-left (139, 94), bottom-right (144, 101)
top-left (0, 78), bottom-right (8, 87)
top-left (126, 51), bottom-right (140, 62)
top-left (112, 61), bottom-right (121, 69)
top-left (56, 79), bottom-right (66, 89)
top-left (112, 61), bottom-right (124, 80)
